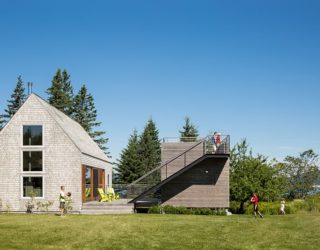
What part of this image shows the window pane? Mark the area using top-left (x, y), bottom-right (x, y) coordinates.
top-left (85, 167), bottom-right (91, 199)
top-left (85, 167), bottom-right (91, 185)
top-left (23, 177), bottom-right (43, 197)
top-left (23, 151), bottom-right (43, 171)
top-left (23, 125), bottom-right (42, 145)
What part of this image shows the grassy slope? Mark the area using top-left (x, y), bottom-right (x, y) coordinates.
top-left (0, 214), bottom-right (319, 250)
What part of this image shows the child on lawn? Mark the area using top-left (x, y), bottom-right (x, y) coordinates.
top-left (251, 193), bottom-right (263, 218)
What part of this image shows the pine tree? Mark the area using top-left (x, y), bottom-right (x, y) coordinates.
top-left (179, 117), bottom-right (199, 142)
top-left (73, 85), bottom-right (110, 155)
top-left (138, 119), bottom-right (161, 175)
top-left (47, 69), bottom-right (74, 115)
top-left (61, 69), bottom-right (74, 116)
top-left (0, 76), bottom-right (27, 130)
top-left (117, 129), bottom-right (141, 183)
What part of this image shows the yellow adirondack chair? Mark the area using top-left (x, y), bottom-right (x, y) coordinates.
top-left (107, 187), bottom-right (120, 200)
top-left (97, 188), bottom-right (110, 202)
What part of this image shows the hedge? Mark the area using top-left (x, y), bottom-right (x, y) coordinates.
top-left (148, 205), bottom-right (226, 216)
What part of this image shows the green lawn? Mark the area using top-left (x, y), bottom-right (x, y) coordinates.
top-left (0, 213), bottom-right (319, 250)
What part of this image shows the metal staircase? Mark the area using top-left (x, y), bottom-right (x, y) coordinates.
top-left (126, 135), bottom-right (230, 203)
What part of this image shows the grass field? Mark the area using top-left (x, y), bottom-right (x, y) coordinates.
top-left (0, 213), bottom-right (319, 250)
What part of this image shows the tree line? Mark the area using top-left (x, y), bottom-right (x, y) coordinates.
top-left (0, 70), bottom-right (109, 155)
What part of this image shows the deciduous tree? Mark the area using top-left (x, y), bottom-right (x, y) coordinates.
top-left (279, 150), bottom-right (320, 199)
top-left (230, 139), bottom-right (285, 212)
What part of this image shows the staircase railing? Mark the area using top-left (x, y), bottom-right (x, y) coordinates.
top-left (124, 134), bottom-right (230, 200)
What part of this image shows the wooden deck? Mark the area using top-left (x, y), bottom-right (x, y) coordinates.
top-left (81, 199), bottom-right (134, 214)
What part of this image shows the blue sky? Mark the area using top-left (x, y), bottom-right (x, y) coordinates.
top-left (0, 0), bottom-right (319, 161)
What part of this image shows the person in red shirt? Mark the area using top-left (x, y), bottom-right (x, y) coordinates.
top-left (251, 193), bottom-right (263, 218)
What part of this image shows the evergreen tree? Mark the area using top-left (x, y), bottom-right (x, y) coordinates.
top-left (47, 69), bottom-right (74, 115)
top-left (138, 119), bottom-right (161, 176)
top-left (61, 69), bottom-right (74, 116)
top-left (117, 129), bottom-right (141, 183)
top-left (73, 85), bottom-right (109, 155)
top-left (179, 117), bottom-right (199, 142)
top-left (0, 76), bottom-right (27, 130)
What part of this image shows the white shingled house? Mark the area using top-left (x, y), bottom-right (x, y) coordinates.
top-left (0, 93), bottom-right (112, 212)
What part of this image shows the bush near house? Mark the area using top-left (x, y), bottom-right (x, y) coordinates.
top-left (148, 205), bottom-right (226, 216)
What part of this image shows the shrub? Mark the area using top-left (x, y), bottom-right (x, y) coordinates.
top-left (229, 201), bottom-right (241, 214)
top-left (36, 201), bottom-right (54, 212)
top-left (245, 201), bottom-right (294, 215)
top-left (306, 196), bottom-right (320, 212)
top-left (148, 205), bottom-right (162, 214)
top-left (148, 205), bottom-right (226, 216)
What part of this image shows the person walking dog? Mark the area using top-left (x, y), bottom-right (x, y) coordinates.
top-left (251, 193), bottom-right (263, 218)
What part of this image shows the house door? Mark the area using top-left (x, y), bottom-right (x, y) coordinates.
top-left (82, 166), bottom-right (105, 202)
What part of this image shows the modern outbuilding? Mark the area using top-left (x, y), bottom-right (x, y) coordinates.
top-left (128, 136), bottom-right (230, 209)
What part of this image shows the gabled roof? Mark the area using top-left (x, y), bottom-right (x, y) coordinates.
top-left (32, 93), bottom-right (110, 163)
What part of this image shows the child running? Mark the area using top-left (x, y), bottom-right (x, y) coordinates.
top-left (251, 193), bottom-right (263, 218)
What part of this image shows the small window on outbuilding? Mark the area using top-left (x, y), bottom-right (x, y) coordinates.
top-left (23, 125), bottom-right (42, 146)
top-left (23, 176), bottom-right (43, 197)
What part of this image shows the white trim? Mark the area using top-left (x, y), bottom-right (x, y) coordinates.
top-left (21, 124), bottom-right (44, 147)
top-left (21, 175), bottom-right (45, 199)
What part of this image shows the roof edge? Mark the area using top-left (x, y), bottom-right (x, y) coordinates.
top-left (33, 94), bottom-right (83, 155)
top-left (0, 94), bottom-right (33, 136)
top-left (33, 93), bottom-right (110, 161)
top-left (82, 152), bottom-right (113, 164)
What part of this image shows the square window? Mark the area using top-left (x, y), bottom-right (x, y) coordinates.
top-left (23, 125), bottom-right (42, 146)
top-left (23, 177), bottom-right (43, 197)
top-left (23, 151), bottom-right (43, 171)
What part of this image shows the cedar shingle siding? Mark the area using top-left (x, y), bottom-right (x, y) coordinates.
top-left (0, 94), bottom-right (112, 212)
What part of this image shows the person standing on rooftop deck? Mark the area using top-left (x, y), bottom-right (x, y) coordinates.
top-left (215, 132), bottom-right (221, 145)
top-left (59, 186), bottom-right (66, 216)
top-left (210, 134), bottom-right (217, 153)
top-left (212, 132), bottom-right (221, 152)
top-left (251, 193), bottom-right (263, 218)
